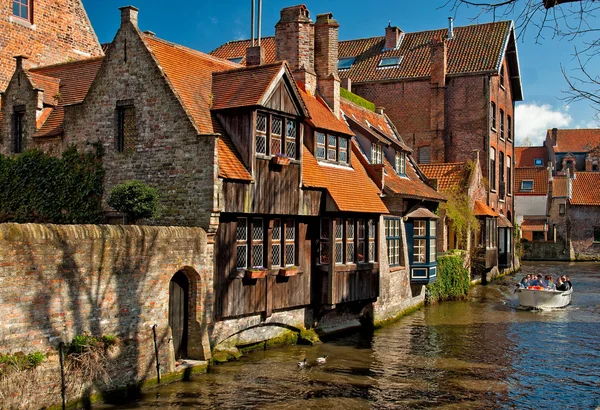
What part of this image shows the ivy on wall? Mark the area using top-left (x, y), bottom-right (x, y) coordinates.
top-left (426, 253), bottom-right (470, 303)
top-left (0, 145), bottom-right (104, 224)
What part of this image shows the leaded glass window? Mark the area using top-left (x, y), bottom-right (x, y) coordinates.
top-left (316, 132), bottom-right (326, 159)
top-left (328, 135), bottom-right (337, 161)
top-left (346, 218), bottom-right (355, 263)
top-left (236, 218), bottom-right (248, 269)
top-left (252, 218), bottom-right (264, 268)
top-left (285, 219), bottom-right (295, 266)
top-left (272, 219), bottom-right (281, 267)
top-left (286, 121), bottom-right (297, 159)
top-left (256, 113), bottom-right (267, 155)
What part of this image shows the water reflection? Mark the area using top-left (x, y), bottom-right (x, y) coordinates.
top-left (101, 262), bottom-right (600, 409)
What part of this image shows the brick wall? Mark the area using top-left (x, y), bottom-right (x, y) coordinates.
top-left (0, 223), bottom-right (211, 405)
top-left (0, 0), bottom-right (102, 91)
top-left (569, 206), bottom-right (600, 260)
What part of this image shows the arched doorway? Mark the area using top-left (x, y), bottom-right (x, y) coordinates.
top-left (169, 270), bottom-right (189, 360)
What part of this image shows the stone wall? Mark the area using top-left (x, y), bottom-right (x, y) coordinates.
top-left (522, 240), bottom-right (570, 261)
top-left (569, 206), bottom-right (600, 260)
top-left (0, 223), bottom-right (211, 405)
top-left (0, 0), bottom-right (102, 91)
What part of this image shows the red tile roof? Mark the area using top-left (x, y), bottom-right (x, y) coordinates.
top-left (211, 21), bottom-right (513, 81)
top-left (302, 144), bottom-right (388, 214)
top-left (552, 175), bottom-right (569, 198)
top-left (297, 83), bottom-right (353, 136)
top-left (473, 200), bottom-right (499, 217)
top-left (549, 128), bottom-right (600, 153)
top-left (571, 172), bottom-right (600, 205)
top-left (212, 62), bottom-right (286, 110)
top-left (142, 34), bottom-right (252, 181)
top-left (521, 219), bottom-right (546, 231)
top-left (514, 167), bottom-right (549, 196)
top-left (28, 73), bottom-right (60, 106)
top-left (419, 162), bottom-right (471, 192)
top-left (515, 146), bottom-right (547, 167)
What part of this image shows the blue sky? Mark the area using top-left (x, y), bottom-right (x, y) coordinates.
top-left (82, 0), bottom-right (599, 146)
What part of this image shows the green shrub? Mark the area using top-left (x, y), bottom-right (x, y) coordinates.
top-left (108, 180), bottom-right (159, 223)
top-left (340, 87), bottom-right (376, 112)
top-left (0, 351), bottom-right (46, 375)
top-left (67, 333), bottom-right (119, 355)
top-left (0, 145), bottom-right (104, 224)
top-left (426, 254), bottom-right (470, 303)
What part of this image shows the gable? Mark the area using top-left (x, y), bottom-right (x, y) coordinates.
top-left (263, 80), bottom-right (301, 117)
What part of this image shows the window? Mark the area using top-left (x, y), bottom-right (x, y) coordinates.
top-left (13, 0), bottom-right (31, 21)
top-left (385, 218), bottom-right (402, 266)
top-left (507, 156), bottom-right (512, 195)
top-left (521, 180), bottom-right (533, 191)
top-left (534, 158), bottom-right (543, 166)
top-left (285, 219), bottom-right (295, 266)
top-left (418, 145), bottom-right (431, 164)
top-left (500, 65), bottom-right (505, 88)
top-left (559, 203), bottom-right (566, 215)
top-left (271, 219), bottom-right (282, 267)
top-left (255, 112), bottom-right (298, 159)
top-left (251, 218), bottom-right (264, 268)
top-left (507, 115), bottom-right (512, 141)
top-left (357, 219), bottom-right (366, 262)
top-left (338, 57), bottom-right (356, 70)
top-left (395, 151), bottom-right (406, 175)
top-left (316, 133), bottom-right (349, 165)
top-left (371, 143), bottom-right (383, 164)
top-left (228, 57), bottom-right (243, 64)
top-left (117, 104), bottom-right (136, 153)
top-left (236, 218), bottom-right (248, 269)
top-left (429, 222), bottom-right (437, 262)
top-left (335, 218), bottom-right (344, 264)
top-left (489, 147), bottom-right (496, 191)
top-left (499, 151), bottom-right (505, 185)
top-left (378, 56), bottom-right (401, 68)
top-left (346, 218), bottom-right (355, 263)
top-left (413, 220), bottom-right (427, 263)
top-left (368, 220), bottom-right (376, 262)
top-left (594, 227), bottom-right (600, 243)
top-left (320, 218), bottom-right (330, 265)
top-left (12, 108), bottom-right (25, 154)
top-left (499, 109), bottom-right (505, 140)
top-left (320, 218), bottom-right (377, 265)
top-left (490, 102), bottom-right (497, 130)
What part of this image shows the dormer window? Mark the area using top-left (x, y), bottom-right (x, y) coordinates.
top-left (371, 143), bottom-right (383, 164)
top-left (13, 0), bottom-right (31, 22)
top-left (315, 132), bottom-right (349, 165)
top-left (255, 111), bottom-right (298, 159)
top-left (521, 180), bottom-right (534, 191)
top-left (395, 151), bottom-right (406, 175)
top-left (228, 57), bottom-right (243, 64)
top-left (338, 57), bottom-right (355, 70)
top-left (534, 158), bottom-right (543, 166)
top-left (378, 57), bottom-right (401, 68)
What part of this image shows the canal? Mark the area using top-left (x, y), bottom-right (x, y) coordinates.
top-left (102, 262), bottom-right (600, 409)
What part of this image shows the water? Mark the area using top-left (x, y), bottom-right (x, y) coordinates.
top-left (102, 262), bottom-right (600, 409)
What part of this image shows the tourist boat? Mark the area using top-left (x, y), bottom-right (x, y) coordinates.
top-left (516, 286), bottom-right (573, 309)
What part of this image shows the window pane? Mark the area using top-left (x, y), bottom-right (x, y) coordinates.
top-left (430, 238), bottom-right (436, 262)
top-left (320, 218), bottom-right (330, 239)
top-left (430, 221), bottom-right (436, 237)
top-left (256, 135), bottom-right (266, 154)
top-left (414, 239), bottom-right (426, 263)
top-left (339, 138), bottom-right (348, 149)
top-left (272, 117), bottom-right (282, 136)
top-left (414, 220), bottom-right (426, 236)
top-left (236, 245), bottom-right (247, 269)
top-left (271, 136), bottom-right (282, 156)
top-left (272, 219), bottom-right (281, 267)
top-left (286, 141), bottom-right (296, 159)
top-left (256, 114), bottom-right (267, 132)
top-left (339, 150), bottom-right (347, 163)
top-left (236, 218), bottom-right (247, 240)
top-left (286, 121), bottom-right (297, 138)
top-left (286, 243), bottom-right (295, 266)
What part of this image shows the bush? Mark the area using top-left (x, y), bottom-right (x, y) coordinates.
top-left (0, 145), bottom-right (104, 224)
top-left (0, 351), bottom-right (46, 376)
top-left (426, 254), bottom-right (470, 303)
top-left (107, 180), bottom-right (159, 223)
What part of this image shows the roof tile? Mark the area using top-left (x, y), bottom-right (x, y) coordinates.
top-left (419, 162), bottom-right (471, 192)
top-left (473, 200), bottom-right (499, 217)
top-left (549, 128), bottom-right (600, 153)
top-left (571, 172), bottom-right (600, 205)
top-left (514, 167), bottom-right (549, 196)
top-left (515, 146), bottom-right (547, 167)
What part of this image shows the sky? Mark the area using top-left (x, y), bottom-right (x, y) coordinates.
top-left (82, 0), bottom-right (600, 146)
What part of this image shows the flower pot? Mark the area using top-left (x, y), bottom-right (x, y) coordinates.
top-left (245, 269), bottom-right (267, 279)
top-left (271, 155), bottom-right (291, 166)
top-left (278, 267), bottom-right (299, 277)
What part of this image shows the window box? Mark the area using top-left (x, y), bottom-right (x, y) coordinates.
top-left (271, 154), bottom-right (291, 166)
top-left (278, 266), bottom-right (299, 277)
top-left (245, 268), bottom-right (267, 279)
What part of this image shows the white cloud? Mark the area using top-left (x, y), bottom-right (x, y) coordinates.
top-left (515, 103), bottom-right (572, 146)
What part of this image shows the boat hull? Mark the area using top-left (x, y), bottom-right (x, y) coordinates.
top-left (516, 287), bottom-right (572, 309)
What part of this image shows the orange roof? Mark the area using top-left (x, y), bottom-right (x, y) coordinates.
top-left (302, 144), bottom-right (388, 214)
top-left (514, 167), bottom-right (549, 196)
top-left (419, 162), bottom-right (471, 192)
top-left (211, 21), bottom-right (515, 83)
top-left (341, 98), bottom-right (393, 138)
top-left (212, 62), bottom-right (286, 110)
top-left (473, 200), bottom-right (498, 217)
top-left (297, 83), bottom-right (353, 136)
top-left (515, 146), bottom-right (547, 167)
top-left (521, 219), bottom-right (546, 231)
top-left (571, 172), bottom-right (600, 205)
top-left (549, 129), bottom-right (600, 153)
top-left (28, 73), bottom-right (60, 106)
top-left (552, 175), bottom-right (569, 198)
top-left (383, 158), bottom-right (445, 201)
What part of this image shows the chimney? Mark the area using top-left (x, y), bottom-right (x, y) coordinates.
top-left (275, 5), bottom-right (316, 94)
top-left (385, 23), bottom-right (402, 50)
top-left (14, 55), bottom-right (28, 71)
top-left (315, 12), bottom-right (340, 118)
top-left (119, 6), bottom-right (139, 29)
top-left (376, 107), bottom-right (384, 115)
top-left (552, 127), bottom-right (558, 146)
top-left (246, 46), bottom-right (264, 66)
top-left (430, 34), bottom-right (446, 132)
top-left (341, 77), bottom-right (351, 92)
top-left (448, 17), bottom-right (454, 40)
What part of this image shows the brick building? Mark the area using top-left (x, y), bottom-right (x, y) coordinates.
top-left (212, 17), bottom-right (523, 222)
top-left (0, 0), bottom-right (102, 92)
top-left (544, 128), bottom-right (600, 173)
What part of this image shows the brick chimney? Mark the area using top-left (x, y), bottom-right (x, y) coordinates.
top-left (246, 46), bottom-right (264, 66)
top-left (551, 127), bottom-right (558, 146)
top-left (275, 5), bottom-right (316, 94)
top-left (341, 77), bottom-right (351, 92)
top-left (430, 34), bottom-right (446, 132)
top-left (385, 24), bottom-right (402, 50)
top-left (119, 6), bottom-right (139, 29)
top-left (315, 12), bottom-right (340, 118)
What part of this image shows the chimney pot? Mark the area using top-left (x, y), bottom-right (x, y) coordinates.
top-left (119, 6), bottom-right (139, 29)
top-left (14, 55), bottom-right (29, 70)
top-left (376, 106), bottom-right (385, 115)
top-left (552, 127), bottom-right (558, 146)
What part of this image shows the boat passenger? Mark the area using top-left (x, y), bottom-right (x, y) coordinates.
top-left (556, 276), bottom-right (569, 291)
top-left (544, 274), bottom-right (555, 290)
top-left (520, 275), bottom-right (531, 287)
top-left (530, 274), bottom-right (543, 287)
top-left (564, 275), bottom-right (572, 290)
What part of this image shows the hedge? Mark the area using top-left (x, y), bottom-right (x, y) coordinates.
top-left (0, 145), bottom-right (104, 224)
top-left (425, 253), bottom-right (470, 303)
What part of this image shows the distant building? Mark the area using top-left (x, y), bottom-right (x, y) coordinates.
top-left (544, 128), bottom-right (600, 173)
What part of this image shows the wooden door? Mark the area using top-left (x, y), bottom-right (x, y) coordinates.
top-left (169, 271), bottom-right (189, 360)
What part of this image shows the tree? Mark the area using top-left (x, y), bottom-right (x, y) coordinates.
top-left (444, 0), bottom-right (600, 118)
top-left (108, 180), bottom-right (159, 224)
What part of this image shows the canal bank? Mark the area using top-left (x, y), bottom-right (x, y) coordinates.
top-left (97, 261), bottom-right (600, 409)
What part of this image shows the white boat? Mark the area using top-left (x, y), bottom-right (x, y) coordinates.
top-left (516, 287), bottom-right (573, 309)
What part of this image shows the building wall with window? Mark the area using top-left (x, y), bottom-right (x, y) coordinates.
top-left (568, 206), bottom-right (600, 260)
top-left (0, 0), bottom-right (102, 91)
